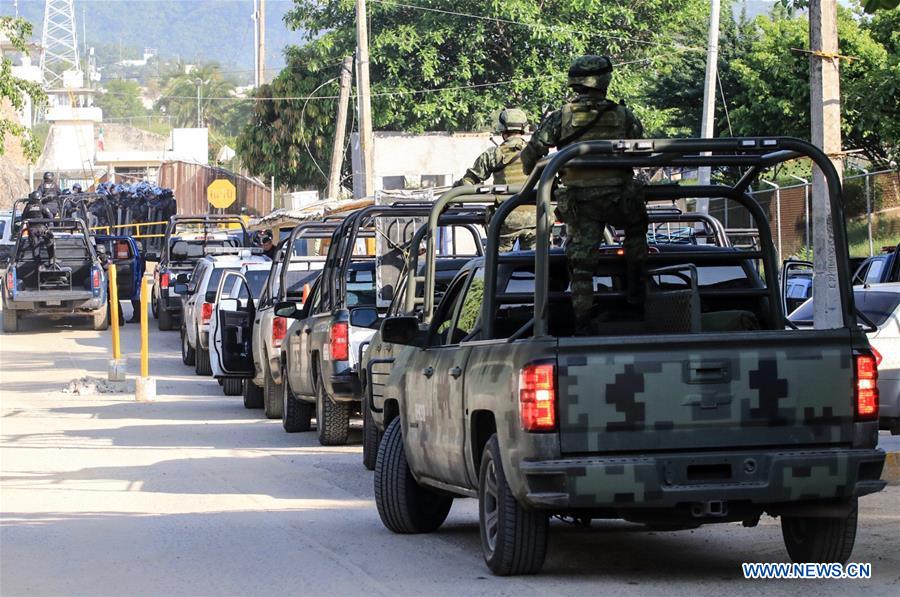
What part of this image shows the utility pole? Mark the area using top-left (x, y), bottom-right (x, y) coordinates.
top-left (696, 0), bottom-right (721, 214)
top-left (252, 0), bottom-right (259, 87)
top-left (356, 0), bottom-right (375, 197)
top-left (328, 57), bottom-right (354, 200)
top-left (195, 78), bottom-right (202, 128)
top-left (258, 0), bottom-right (266, 85)
top-left (809, 0), bottom-right (842, 329)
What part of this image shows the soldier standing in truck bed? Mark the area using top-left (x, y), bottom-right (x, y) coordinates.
top-left (521, 55), bottom-right (647, 330)
top-left (455, 108), bottom-right (537, 252)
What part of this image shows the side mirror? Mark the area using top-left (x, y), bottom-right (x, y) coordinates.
top-left (176, 273), bottom-right (190, 284)
top-left (204, 290), bottom-right (217, 303)
top-left (144, 251), bottom-right (159, 262)
top-left (219, 298), bottom-right (239, 312)
top-left (350, 306), bottom-right (379, 329)
top-left (274, 300), bottom-right (301, 319)
top-left (380, 316), bottom-right (425, 347)
top-left (173, 283), bottom-right (188, 295)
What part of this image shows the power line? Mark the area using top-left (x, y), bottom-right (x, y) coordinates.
top-left (369, 0), bottom-right (703, 52)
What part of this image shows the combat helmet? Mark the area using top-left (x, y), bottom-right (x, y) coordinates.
top-left (495, 107), bottom-right (528, 134)
top-left (568, 55), bottom-right (613, 91)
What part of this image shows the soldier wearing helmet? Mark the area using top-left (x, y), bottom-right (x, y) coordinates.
top-left (455, 107), bottom-right (536, 252)
top-left (521, 55), bottom-right (647, 330)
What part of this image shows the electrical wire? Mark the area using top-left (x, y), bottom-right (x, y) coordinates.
top-left (299, 77), bottom-right (340, 184)
top-left (716, 69), bottom-right (734, 137)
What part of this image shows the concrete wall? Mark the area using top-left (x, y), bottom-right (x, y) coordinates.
top-left (351, 131), bottom-right (494, 197)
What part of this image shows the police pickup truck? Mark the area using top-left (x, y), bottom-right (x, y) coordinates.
top-left (150, 215), bottom-right (249, 331)
top-left (3, 218), bottom-right (108, 332)
top-left (372, 139), bottom-right (886, 575)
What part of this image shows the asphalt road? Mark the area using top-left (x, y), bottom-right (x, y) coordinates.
top-left (1, 310), bottom-right (899, 596)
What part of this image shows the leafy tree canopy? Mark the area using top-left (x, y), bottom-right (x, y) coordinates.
top-left (95, 79), bottom-right (147, 121)
top-left (0, 16), bottom-right (46, 162)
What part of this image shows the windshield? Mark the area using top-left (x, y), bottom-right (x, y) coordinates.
top-left (790, 290), bottom-right (900, 327)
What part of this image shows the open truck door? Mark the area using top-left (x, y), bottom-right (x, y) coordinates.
top-left (781, 259), bottom-right (813, 317)
top-left (95, 236), bottom-right (143, 301)
top-left (212, 271), bottom-right (255, 377)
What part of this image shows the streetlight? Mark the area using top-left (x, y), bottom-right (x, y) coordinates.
top-left (195, 78), bottom-right (202, 128)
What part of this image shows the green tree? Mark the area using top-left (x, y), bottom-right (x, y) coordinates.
top-left (240, 0), bottom-right (709, 190)
top-left (155, 64), bottom-right (239, 131)
top-left (0, 17), bottom-right (46, 162)
top-left (95, 79), bottom-right (147, 120)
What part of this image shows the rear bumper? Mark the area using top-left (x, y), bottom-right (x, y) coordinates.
top-left (327, 371), bottom-right (361, 402)
top-left (158, 291), bottom-right (182, 314)
top-left (6, 292), bottom-right (104, 314)
top-left (517, 448), bottom-right (886, 510)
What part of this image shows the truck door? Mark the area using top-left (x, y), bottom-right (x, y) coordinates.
top-left (97, 236), bottom-right (139, 300)
top-left (404, 269), bottom-right (475, 486)
top-left (290, 279), bottom-right (321, 396)
top-left (213, 271), bottom-right (255, 376)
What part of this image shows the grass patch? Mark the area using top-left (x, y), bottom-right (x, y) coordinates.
top-left (847, 212), bottom-right (900, 257)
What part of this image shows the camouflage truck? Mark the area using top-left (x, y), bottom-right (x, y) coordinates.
top-left (372, 138), bottom-right (886, 575)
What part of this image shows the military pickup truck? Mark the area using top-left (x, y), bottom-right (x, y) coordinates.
top-left (372, 138), bottom-right (886, 575)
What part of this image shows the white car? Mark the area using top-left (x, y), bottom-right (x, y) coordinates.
top-left (177, 248), bottom-right (270, 376)
top-left (789, 282), bottom-right (900, 434)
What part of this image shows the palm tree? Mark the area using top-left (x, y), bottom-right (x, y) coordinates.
top-left (155, 64), bottom-right (239, 130)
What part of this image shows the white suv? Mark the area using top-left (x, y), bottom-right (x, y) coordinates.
top-left (178, 248), bottom-right (271, 376)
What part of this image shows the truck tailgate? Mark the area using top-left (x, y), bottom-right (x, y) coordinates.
top-left (557, 331), bottom-right (855, 454)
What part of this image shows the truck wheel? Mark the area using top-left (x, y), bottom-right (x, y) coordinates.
top-left (158, 305), bottom-right (174, 331)
top-left (263, 367), bottom-right (283, 419)
top-left (479, 434), bottom-right (548, 575)
top-left (781, 499), bottom-right (858, 564)
top-left (3, 307), bottom-right (18, 333)
top-left (316, 373), bottom-right (350, 445)
top-left (375, 418), bottom-right (453, 533)
top-left (362, 391), bottom-right (382, 471)
top-left (181, 328), bottom-right (196, 366)
top-left (195, 346), bottom-right (212, 376)
top-left (151, 295), bottom-right (158, 319)
top-left (92, 303), bottom-right (110, 331)
top-left (222, 377), bottom-right (243, 396)
top-left (243, 379), bottom-right (264, 409)
top-left (282, 378), bottom-right (313, 432)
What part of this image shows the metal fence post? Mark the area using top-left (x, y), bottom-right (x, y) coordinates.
top-left (788, 174), bottom-right (810, 255)
top-left (859, 166), bottom-right (873, 256)
top-left (762, 180), bottom-right (782, 262)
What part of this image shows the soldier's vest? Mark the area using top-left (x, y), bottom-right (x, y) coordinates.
top-left (559, 98), bottom-right (633, 187)
top-left (492, 137), bottom-right (528, 186)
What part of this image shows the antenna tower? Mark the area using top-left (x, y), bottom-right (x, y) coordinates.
top-left (39, 0), bottom-right (80, 87)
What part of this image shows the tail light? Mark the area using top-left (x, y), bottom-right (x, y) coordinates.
top-left (272, 316), bottom-right (287, 348)
top-left (92, 267), bottom-right (101, 290)
top-left (201, 302), bottom-right (213, 323)
top-left (6, 268), bottom-right (16, 297)
top-left (330, 321), bottom-right (349, 361)
top-left (519, 362), bottom-right (556, 432)
top-left (115, 241), bottom-right (129, 259)
top-left (854, 351), bottom-right (879, 421)
top-left (160, 272), bottom-right (170, 289)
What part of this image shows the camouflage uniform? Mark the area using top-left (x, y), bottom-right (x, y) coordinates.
top-left (521, 55), bottom-right (647, 326)
top-left (457, 109), bottom-right (536, 252)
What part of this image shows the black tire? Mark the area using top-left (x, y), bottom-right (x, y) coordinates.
top-left (181, 327), bottom-right (196, 366)
top-left (151, 294), bottom-right (159, 319)
top-left (158, 304), bottom-right (174, 331)
top-left (282, 377), bottom-right (313, 432)
top-left (781, 499), bottom-right (858, 564)
top-left (374, 418), bottom-right (453, 533)
top-left (243, 378), bottom-right (264, 409)
top-left (479, 434), bottom-right (548, 575)
top-left (316, 371), bottom-right (350, 445)
top-left (195, 345), bottom-right (212, 376)
top-left (92, 302), bottom-right (110, 331)
top-left (263, 365), bottom-right (283, 419)
top-left (362, 389), bottom-right (382, 471)
top-left (3, 307), bottom-right (18, 333)
top-left (222, 377), bottom-right (243, 396)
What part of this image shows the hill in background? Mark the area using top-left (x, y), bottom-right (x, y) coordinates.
top-left (2, 0), bottom-right (296, 76)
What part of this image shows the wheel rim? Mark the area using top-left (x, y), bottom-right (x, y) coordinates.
top-left (482, 457), bottom-right (499, 555)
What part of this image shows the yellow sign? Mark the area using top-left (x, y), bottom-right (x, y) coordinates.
top-left (207, 179), bottom-right (237, 209)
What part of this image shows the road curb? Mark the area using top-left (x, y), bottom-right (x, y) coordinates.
top-left (882, 451), bottom-right (900, 485)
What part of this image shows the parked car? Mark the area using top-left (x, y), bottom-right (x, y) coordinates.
top-left (150, 215), bottom-right (249, 331)
top-left (208, 262), bottom-right (272, 395)
top-left (790, 282), bottom-right (900, 435)
top-left (852, 243), bottom-right (900, 286)
top-left (177, 248), bottom-right (269, 376)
